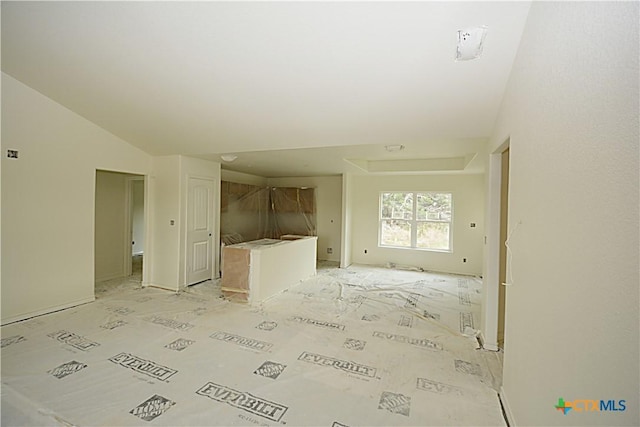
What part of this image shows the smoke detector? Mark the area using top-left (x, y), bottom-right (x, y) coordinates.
top-left (221, 154), bottom-right (238, 162)
top-left (385, 145), bottom-right (405, 152)
top-left (456, 26), bottom-right (488, 61)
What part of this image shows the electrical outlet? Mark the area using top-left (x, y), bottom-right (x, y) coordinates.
top-left (364, 249), bottom-right (368, 254)
top-left (327, 248), bottom-right (333, 254)
top-left (463, 258), bottom-right (467, 263)
top-left (7, 150), bottom-right (18, 159)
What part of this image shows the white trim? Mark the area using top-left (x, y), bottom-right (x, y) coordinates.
top-left (1, 296), bottom-right (95, 326)
top-left (183, 174), bottom-right (218, 287)
top-left (482, 153), bottom-right (502, 350)
top-left (145, 283), bottom-right (180, 292)
top-left (478, 330), bottom-right (500, 352)
top-left (124, 176), bottom-right (145, 277)
top-left (123, 177), bottom-right (133, 276)
top-left (482, 139), bottom-right (509, 351)
top-left (95, 272), bottom-right (126, 282)
top-left (499, 386), bottom-right (516, 427)
top-left (340, 173), bottom-right (353, 268)
top-left (142, 176), bottom-right (151, 287)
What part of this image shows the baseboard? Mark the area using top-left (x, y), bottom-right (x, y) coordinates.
top-left (1, 296), bottom-right (95, 326)
top-left (479, 330), bottom-right (500, 351)
top-left (498, 386), bottom-right (516, 427)
top-left (144, 283), bottom-right (179, 292)
top-left (95, 272), bottom-right (125, 282)
top-left (339, 260), bottom-right (353, 268)
top-left (317, 257), bottom-right (340, 263)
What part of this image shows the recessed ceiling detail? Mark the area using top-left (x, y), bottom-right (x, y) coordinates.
top-left (212, 141), bottom-right (486, 177)
top-left (345, 154), bottom-right (477, 174)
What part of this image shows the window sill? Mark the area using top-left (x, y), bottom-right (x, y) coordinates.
top-left (378, 245), bottom-right (452, 254)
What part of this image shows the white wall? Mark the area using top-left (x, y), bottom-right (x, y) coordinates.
top-left (350, 174), bottom-right (484, 275)
top-left (340, 173), bottom-right (354, 268)
top-left (221, 169), bottom-right (268, 187)
top-left (267, 176), bottom-right (343, 262)
top-left (486, 3), bottom-right (639, 426)
top-left (95, 171), bottom-right (128, 281)
top-left (147, 155), bottom-right (181, 291)
top-left (1, 73), bottom-right (151, 324)
top-left (128, 155), bottom-right (221, 292)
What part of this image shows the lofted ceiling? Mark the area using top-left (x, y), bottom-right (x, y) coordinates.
top-left (1, 1), bottom-right (531, 177)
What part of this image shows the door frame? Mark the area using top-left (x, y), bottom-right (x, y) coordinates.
top-left (182, 174), bottom-right (219, 287)
top-left (124, 176), bottom-right (145, 276)
top-left (481, 138), bottom-right (510, 351)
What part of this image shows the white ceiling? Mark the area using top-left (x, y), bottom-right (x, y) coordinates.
top-left (1, 1), bottom-right (531, 177)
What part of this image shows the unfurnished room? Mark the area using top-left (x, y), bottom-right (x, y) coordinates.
top-left (1, 2), bottom-right (638, 426)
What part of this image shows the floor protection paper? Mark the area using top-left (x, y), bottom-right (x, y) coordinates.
top-left (1, 263), bottom-right (505, 426)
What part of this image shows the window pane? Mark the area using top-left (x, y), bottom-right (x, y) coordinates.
top-left (417, 222), bottom-right (450, 250)
top-left (381, 192), bottom-right (413, 220)
top-left (417, 193), bottom-right (451, 221)
top-left (381, 219), bottom-right (412, 247)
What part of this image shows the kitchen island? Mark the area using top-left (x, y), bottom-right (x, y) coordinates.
top-left (221, 236), bottom-right (317, 304)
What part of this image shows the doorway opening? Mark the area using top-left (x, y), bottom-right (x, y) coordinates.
top-left (481, 138), bottom-right (510, 353)
top-left (94, 170), bottom-right (145, 296)
top-left (128, 177), bottom-right (145, 282)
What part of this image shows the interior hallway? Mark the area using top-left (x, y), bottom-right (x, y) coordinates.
top-left (1, 263), bottom-right (503, 426)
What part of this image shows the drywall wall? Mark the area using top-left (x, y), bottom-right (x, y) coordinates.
top-left (253, 237), bottom-right (317, 302)
top-left (221, 169), bottom-right (268, 187)
top-left (340, 173), bottom-right (354, 268)
top-left (145, 155), bottom-right (221, 291)
top-left (266, 176), bottom-right (342, 262)
top-left (147, 155), bottom-right (181, 291)
top-left (1, 72), bottom-right (151, 324)
top-left (131, 179), bottom-right (145, 255)
top-left (350, 174), bottom-right (484, 275)
top-left (95, 171), bottom-right (128, 281)
top-left (486, 2), bottom-right (639, 426)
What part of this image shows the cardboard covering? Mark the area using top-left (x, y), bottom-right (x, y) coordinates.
top-left (221, 246), bottom-right (251, 302)
top-left (1, 263), bottom-right (504, 426)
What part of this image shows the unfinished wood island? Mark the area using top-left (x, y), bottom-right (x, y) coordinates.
top-left (221, 236), bottom-right (317, 304)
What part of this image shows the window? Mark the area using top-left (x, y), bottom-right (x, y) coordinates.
top-left (379, 192), bottom-right (452, 251)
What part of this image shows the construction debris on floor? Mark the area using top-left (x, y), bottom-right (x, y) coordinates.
top-left (1, 263), bottom-right (504, 426)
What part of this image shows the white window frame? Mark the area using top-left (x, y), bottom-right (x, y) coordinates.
top-left (378, 191), bottom-right (453, 252)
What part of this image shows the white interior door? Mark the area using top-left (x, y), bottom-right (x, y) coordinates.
top-left (186, 177), bottom-right (215, 285)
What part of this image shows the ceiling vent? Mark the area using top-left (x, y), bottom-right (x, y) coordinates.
top-left (456, 26), bottom-right (488, 61)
